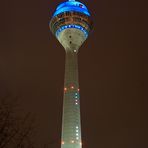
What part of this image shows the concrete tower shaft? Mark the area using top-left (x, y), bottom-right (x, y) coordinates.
top-left (62, 51), bottom-right (81, 148)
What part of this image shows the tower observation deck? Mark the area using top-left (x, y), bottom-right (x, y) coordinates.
top-left (50, 0), bottom-right (93, 148)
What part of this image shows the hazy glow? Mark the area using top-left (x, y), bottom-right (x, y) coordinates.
top-left (64, 87), bottom-right (67, 91)
top-left (62, 141), bottom-right (65, 144)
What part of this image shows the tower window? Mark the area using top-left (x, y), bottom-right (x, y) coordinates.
top-left (79, 4), bottom-right (83, 8)
top-left (65, 11), bottom-right (70, 16)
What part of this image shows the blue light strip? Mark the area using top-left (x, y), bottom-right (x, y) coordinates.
top-left (56, 24), bottom-right (88, 38)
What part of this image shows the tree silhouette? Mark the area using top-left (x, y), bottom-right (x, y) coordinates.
top-left (0, 96), bottom-right (35, 148)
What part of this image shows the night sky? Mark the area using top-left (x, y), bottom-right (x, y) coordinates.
top-left (1, 0), bottom-right (148, 147)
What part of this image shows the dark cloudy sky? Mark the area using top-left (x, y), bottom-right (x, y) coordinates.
top-left (1, 0), bottom-right (148, 147)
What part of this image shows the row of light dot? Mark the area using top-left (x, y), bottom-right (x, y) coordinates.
top-left (62, 140), bottom-right (82, 145)
top-left (75, 125), bottom-right (79, 140)
top-left (64, 86), bottom-right (80, 106)
top-left (64, 86), bottom-right (80, 92)
top-left (64, 86), bottom-right (80, 142)
top-left (56, 24), bottom-right (88, 38)
top-left (75, 94), bottom-right (80, 141)
top-left (75, 92), bottom-right (79, 105)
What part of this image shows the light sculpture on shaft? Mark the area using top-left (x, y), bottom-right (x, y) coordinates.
top-left (50, 0), bottom-right (93, 148)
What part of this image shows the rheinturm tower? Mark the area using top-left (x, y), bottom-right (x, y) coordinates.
top-left (50, 0), bottom-right (92, 148)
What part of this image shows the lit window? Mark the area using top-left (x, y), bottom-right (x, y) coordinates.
top-left (76, 133), bottom-right (79, 136)
top-left (76, 126), bottom-right (78, 129)
top-left (71, 86), bottom-right (74, 89)
top-left (76, 130), bottom-right (78, 132)
top-left (64, 87), bottom-right (67, 91)
top-left (71, 140), bottom-right (74, 143)
top-left (76, 137), bottom-right (79, 140)
top-left (75, 103), bottom-right (78, 105)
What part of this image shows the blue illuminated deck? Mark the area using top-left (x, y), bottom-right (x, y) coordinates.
top-left (56, 24), bottom-right (88, 38)
top-left (53, 1), bottom-right (91, 17)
